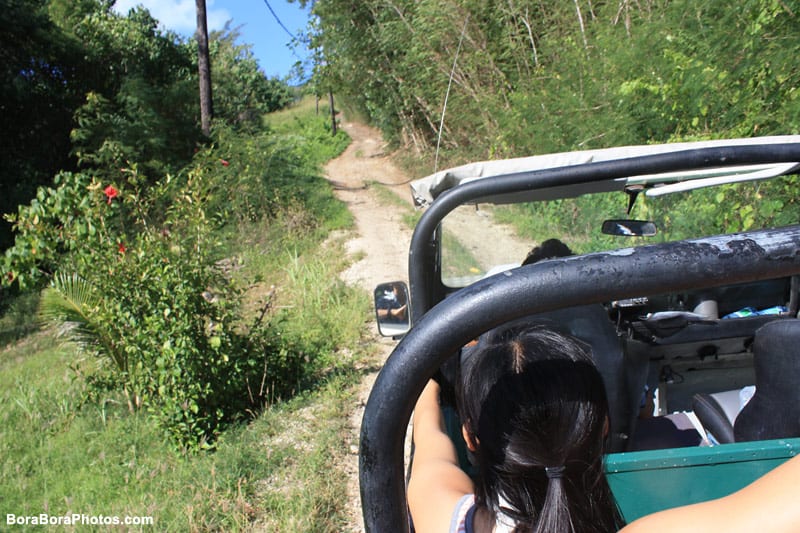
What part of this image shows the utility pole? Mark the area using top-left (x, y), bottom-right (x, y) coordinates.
top-left (196, 0), bottom-right (213, 136)
top-left (328, 90), bottom-right (337, 136)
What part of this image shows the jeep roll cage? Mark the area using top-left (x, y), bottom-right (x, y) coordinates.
top-left (360, 141), bottom-right (800, 532)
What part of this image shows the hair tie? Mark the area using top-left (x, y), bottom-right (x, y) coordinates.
top-left (544, 465), bottom-right (565, 479)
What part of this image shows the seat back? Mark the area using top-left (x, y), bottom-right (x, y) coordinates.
top-left (734, 319), bottom-right (800, 441)
top-left (692, 391), bottom-right (738, 444)
top-left (528, 306), bottom-right (629, 452)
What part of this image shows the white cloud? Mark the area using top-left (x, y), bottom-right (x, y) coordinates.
top-left (112, 0), bottom-right (231, 35)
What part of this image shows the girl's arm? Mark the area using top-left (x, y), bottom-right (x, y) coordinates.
top-left (407, 380), bottom-right (475, 533)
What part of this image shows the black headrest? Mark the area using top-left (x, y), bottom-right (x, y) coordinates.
top-left (692, 393), bottom-right (735, 444)
top-left (734, 319), bottom-right (800, 442)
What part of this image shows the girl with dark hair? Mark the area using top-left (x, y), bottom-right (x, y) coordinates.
top-left (408, 326), bottom-right (625, 533)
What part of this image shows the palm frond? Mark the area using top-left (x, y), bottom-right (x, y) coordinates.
top-left (39, 272), bottom-right (127, 372)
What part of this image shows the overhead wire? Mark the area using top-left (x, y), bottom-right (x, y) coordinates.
top-left (262, 0), bottom-right (296, 40)
top-left (434, 16), bottom-right (470, 174)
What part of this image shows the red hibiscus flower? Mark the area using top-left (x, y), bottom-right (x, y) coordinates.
top-left (118, 242), bottom-right (127, 254)
top-left (104, 185), bottom-right (119, 204)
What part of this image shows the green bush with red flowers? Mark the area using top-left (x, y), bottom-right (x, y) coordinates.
top-left (0, 127), bottom-right (349, 451)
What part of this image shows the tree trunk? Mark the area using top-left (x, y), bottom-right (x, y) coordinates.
top-left (328, 90), bottom-right (337, 136)
top-left (196, 0), bottom-right (213, 136)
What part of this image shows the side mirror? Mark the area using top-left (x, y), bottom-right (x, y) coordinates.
top-left (374, 281), bottom-right (410, 337)
top-left (602, 219), bottom-right (657, 237)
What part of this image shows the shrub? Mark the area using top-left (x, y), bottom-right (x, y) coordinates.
top-left (4, 163), bottom-right (299, 451)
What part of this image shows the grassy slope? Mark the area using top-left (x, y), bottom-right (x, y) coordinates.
top-left (0, 97), bottom-right (375, 532)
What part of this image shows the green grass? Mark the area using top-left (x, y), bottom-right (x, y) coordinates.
top-left (440, 229), bottom-right (484, 280)
top-left (264, 96), bottom-right (327, 129)
top-left (0, 334), bottom-right (369, 531)
top-left (227, 212), bottom-right (370, 358)
top-left (264, 96), bottom-right (349, 166)
top-left (370, 182), bottom-right (421, 229)
top-left (252, 373), bottom-right (362, 532)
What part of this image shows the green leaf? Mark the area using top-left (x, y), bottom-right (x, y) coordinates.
top-left (39, 272), bottom-right (127, 372)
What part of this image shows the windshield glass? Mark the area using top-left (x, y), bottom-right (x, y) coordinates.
top-left (440, 175), bottom-right (800, 287)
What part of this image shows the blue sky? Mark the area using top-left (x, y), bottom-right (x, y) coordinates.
top-left (113, 0), bottom-right (312, 81)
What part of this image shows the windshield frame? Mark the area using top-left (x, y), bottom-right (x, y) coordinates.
top-left (408, 142), bottom-right (800, 323)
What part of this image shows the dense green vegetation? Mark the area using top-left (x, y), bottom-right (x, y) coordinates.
top-left (306, 0), bottom-right (800, 159)
top-left (304, 0), bottom-right (800, 248)
top-left (1, 0), bottom-right (357, 450)
top-left (0, 0), bottom-right (293, 251)
top-left (0, 0), bottom-right (328, 449)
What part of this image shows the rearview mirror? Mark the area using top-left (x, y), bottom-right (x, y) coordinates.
top-left (602, 219), bottom-right (657, 237)
top-left (374, 281), bottom-right (410, 337)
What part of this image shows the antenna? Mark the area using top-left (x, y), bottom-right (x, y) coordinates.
top-left (434, 16), bottom-right (470, 174)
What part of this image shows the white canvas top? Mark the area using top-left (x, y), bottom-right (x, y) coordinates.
top-left (410, 136), bottom-right (800, 207)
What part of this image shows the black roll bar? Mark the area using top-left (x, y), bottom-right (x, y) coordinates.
top-left (408, 143), bottom-right (800, 321)
top-left (362, 226), bottom-right (800, 532)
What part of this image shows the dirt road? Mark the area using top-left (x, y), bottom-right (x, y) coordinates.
top-left (327, 119), bottom-right (531, 531)
top-left (328, 121), bottom-right (414, 290)
top-left (325, 120), bottom-right (414, 532)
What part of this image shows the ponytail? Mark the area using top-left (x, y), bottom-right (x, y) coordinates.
top-left (457, 326), bottom-right (626, 533)
top-left (532, 466), bottom-right (573, 533)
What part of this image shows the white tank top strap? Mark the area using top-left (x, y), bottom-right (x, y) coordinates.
top-left (449, 494), bottom-right (476, 533)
